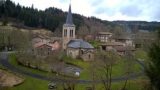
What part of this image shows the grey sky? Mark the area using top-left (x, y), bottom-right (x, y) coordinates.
top-left (12, 0), bottom-right (160, 21)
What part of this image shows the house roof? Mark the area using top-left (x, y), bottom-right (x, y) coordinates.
top-left (114, 46), bottom-right (135, 52)
top-left (114, 34), bottom-right (132, 40)
top-left (101, 42), bottom-right (124, 46)
top-left (33, 42), bottom-right (52, 48)
top-left (67, 39), bottom-right (94, 49)
top-left (33, 40), bottom-right (60, 50)
top-left (98, 32), bottom-right (112, 35)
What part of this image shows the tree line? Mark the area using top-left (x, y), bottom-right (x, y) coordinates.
top-left (0, 0), bottom-right (84, 32)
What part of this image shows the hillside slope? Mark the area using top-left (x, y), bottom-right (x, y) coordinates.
top-left (0, 0), bottom-right (122, 36)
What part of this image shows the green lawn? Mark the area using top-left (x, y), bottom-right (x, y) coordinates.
top-left (9, 52), bottom-right (142, 81)
top-left (9, 54), bottom-right (57, 78)
top-left (0, 54), bottom-right (49, 90)
top-left (0, 62), bottom-right (5, 69)
top-left (56, 76), bottom-right (148, 90)
top-left (134, 49), bottom-right (149, 60)
top-left (6, 53), bottom-right (144, 90)
top-left (8, 76), bottom-right (49, 90)
top-left (63, 55), bottom-right (142, 80)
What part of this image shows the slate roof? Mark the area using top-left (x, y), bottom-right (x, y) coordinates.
top-left (33, 42), bottom-right (52, 48)
top-left (114, 46), bottom-right (135, 52)
top-left (67, 39), bottom-right (94, 49)
top-left (100, 42), bottom-right (124, 46)
top-left (98, 32), bottom-right (112, 35)
top-left (66, 4), bottom-right (73, 25)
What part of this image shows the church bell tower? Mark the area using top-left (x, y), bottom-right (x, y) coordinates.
top-left (62, 4), bottom-right (75, 50)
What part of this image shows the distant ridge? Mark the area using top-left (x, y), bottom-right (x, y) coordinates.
top-left (0, 0), bottom-right (159, 36)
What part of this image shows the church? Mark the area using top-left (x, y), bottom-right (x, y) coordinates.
top-left (62, 4), bottom-right (94, 61)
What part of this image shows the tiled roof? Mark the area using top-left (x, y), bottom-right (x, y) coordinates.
top-left (114, 46), bottom-right (135, 52)
top-left (98, 32), bottom-right (112, 35)
top-left (33, 42), bottom-right (51, 48)
top-left (101, 42), bottom-right (124, 46)
top-left (68, 39), bottom-right (94, 49)
top-left (114, 35), bottom-right (132, 40)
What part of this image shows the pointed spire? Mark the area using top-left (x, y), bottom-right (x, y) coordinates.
top-left (66, 4), bottom-right (73, 25)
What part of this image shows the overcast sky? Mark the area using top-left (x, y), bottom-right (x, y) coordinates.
top-left (12, 0), bottom-right (160, 21)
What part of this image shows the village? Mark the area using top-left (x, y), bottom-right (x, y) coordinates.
top-left (0, 0), bottom-right (159, 90)
top-left (6, 3), bottom-right (149, 81)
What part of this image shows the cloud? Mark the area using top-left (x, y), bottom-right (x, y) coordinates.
top-left (94, 7), bottom-right (115, 16)
top-left (59, 0), bottom-right (68, 3)
top-left (120, 5), bottom-right (142, 17)
top-left (12, 0), bottom-right (160, 21)
top-left (92, 0), bottom-right (160, 21)
top-left (89, 0), bottom-right (104, 6)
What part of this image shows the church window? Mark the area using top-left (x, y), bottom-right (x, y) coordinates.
top-left (64, 29), bottom-right (67, 37)
top-left (70, 29), bottom-right (73, 37)
top-left (70, 30), bottom-right (72, 37)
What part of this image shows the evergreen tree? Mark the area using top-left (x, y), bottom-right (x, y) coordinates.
top-left (146, 29), bottom-right (160, 90)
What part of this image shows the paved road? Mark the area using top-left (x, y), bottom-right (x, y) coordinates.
top-left (0, 52), bottom-right (144, 84)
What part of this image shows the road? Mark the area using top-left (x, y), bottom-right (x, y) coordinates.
top-left (0, 52), bottom-right (144, 84)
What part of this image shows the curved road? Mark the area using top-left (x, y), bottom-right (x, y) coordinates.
top-left (0, 52), bottom-right (144, 84)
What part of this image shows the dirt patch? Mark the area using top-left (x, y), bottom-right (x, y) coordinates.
top-left (0, 69), bottom-right (24, 87)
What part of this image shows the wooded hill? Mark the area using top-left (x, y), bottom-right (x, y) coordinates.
top-left (113, 21), bottom-right (160, 32)
top-left (0, 0), bottom-right (159, 36)
top-left (0, 0), bottom-right (119, 36)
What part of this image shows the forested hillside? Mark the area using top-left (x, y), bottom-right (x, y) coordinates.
top-left (0, 0), bottom-right (120, 36)
top-left (113, 21), bottom-right (160, 32)
top-left (0, 0), bottom-right (159, 37)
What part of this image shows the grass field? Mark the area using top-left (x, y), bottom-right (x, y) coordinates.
top-left (55, 77), bottom-right (148, 90)
top-left (8, 76), bottom-right (49, 90)
top-left (3, 53), bottom-right (145, 90)
top-left (9, 54), bottom-right (57, 78)
top-left (63, 55), bottom-right (142, 80)
top-left (134, 49), bottom-right (149, 60)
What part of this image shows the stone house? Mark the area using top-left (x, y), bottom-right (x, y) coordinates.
top-left (96, 32), bottom-right (113, 43)
top-left (32, 40), bottom-right (61, 57)
top-left (114, 46), bottom-right (135, 55)
top-left (32, 35), bottom-right (50, 44)
top-left (99, 41), bottom-right (135, 55)
top-left (48, 40), bottom-right (61, 50)
top-left (67, 39), bottom-right (94, 61)
top-left (33, 43), bottom-right (53, 56)
top-left (100, 42), bottom-right (125, 51)
top-left (114, 35), bottom-right (133, 46)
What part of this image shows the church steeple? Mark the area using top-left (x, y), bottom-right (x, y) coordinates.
top-left (66, 4), bottom-right (73, 25)
top-left (62, 3), bottom-right (76, 50)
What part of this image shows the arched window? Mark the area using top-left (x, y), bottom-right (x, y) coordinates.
top-left (70, 29), bottom-right (73, 37)
top-left (81, 50), bottom-right (84, 54)
top-left (64, 29), bottom-right (67, 37)
top-left (88, 54), bottom-right (91, 59)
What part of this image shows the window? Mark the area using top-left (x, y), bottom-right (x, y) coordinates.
top-left (64, 29), bottom-right (67, 37)
top-left (102, 46), bottom-right (106, 50)
top-left (70, 30), bottom-right (72, 37)
top-left (81, 50), bottom-right (84, 54)
top-left (88, 54), bottom-right (91, 59)
top-left (70, 30), bottom-right (73, 37)
top-left (70, 52), bottom-right (72, 56)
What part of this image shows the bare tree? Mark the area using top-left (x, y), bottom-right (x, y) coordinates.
top-left (121, 49), bottom-right (134, 90)
top-left (95, 50), bottom-right (118, 90)
top-left (88, 61), bottom-right (98, 90)
top-left (61, 74), bottom-right (77, 90)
